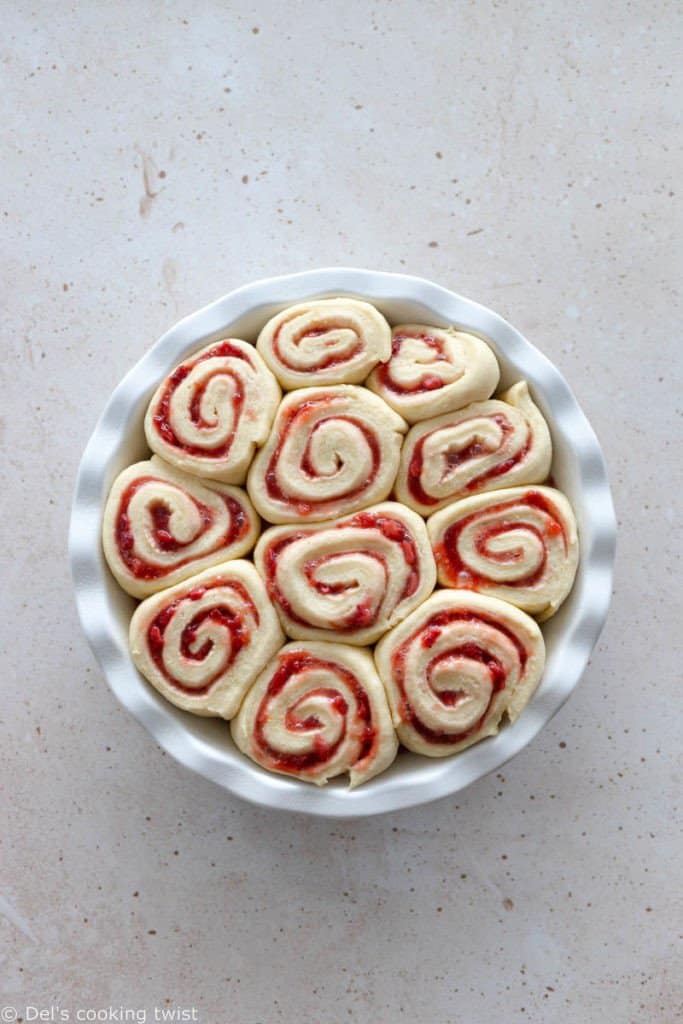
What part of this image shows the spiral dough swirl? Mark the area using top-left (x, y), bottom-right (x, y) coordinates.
top-left (255, 502), bottom-right (437, 645)
top-left (395, 381), bottom-right (552, 515)
top-left (367, 324), bottom-right (500, 423)
top-left (144, 339), bottom-right (281, 483)
top-left (129, 560), bottom-right (284, 716)
top-left (231, 641), bottom-right (398, 786)
top-left (428, 486), bottom-right (579, 620)
top-left (102, 457), bottom-right (258, 597)
top-left (256, 298), bottom-right (391, 389)
top-left (375, 590), bottom-right (545, 757)
top-left (247, 385), bottom-right (408, 523)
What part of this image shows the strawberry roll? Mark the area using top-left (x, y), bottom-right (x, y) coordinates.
top-left (428, 486), bottom-right (579, 620)
top-left (129, 560), bottom-right (284, 716)
top-left (375, 590), bottom-right (545, 757)
top-left (247, 385), bottom-right (407, 523)
top-left (102, 456), bottom-right (258, 598)
top-left (256, 297), bottom-right (391, 389)
top-left (255, 502), bottom-right (436, 645)
top-left (144, 338), bottom-right (280, 484)
top-left (231, 641), bottom-right (398, 787)
top-left (395, 381), bottom-right (552, 515)
top-left (367, 323), bottom-right (499, 423)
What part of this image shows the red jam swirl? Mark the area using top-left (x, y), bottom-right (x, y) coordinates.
top-left (436, 490), bottom-right (567, 589)
top-left (272, 318), bottom-right (362, 371)
top-left (115, 476), bottom-right (248, 580)
top-left (302, 555), bottom-right (385, 630)
top-left (152, 341), bottom-right (253, 458)
top-left (264, 396), bottom-right (381, 517)
top-left (254, 652), bottom-right (376, 773)
top-left (146, 579), bottom-right (258, 695)
top-left (376, 332), bottom-right (449, 394)
top-left (391, 609), bottom-right (528, 745)
top-left (263, 512), bottom-right (420, 631)
top-left (407, 413), bottom-right (529, 506)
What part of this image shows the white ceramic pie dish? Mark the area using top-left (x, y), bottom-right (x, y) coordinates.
top-left (69, 268), bottom-right (615, 817)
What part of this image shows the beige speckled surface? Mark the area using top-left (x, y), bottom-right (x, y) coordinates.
top-left (2, 1), bottom-right (681, 1021)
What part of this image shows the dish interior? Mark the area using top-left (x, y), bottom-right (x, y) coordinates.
top-left (72, 272), bottom-right (614, 815)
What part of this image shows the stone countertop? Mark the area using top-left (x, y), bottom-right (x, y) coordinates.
top-left (2, 2), bottom-right (680, 1021)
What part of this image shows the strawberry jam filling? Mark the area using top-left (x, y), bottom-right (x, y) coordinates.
top-left (427, 644), bottom-right (506, 713)
top-left (262, 513), bottom-right (420, 631)
top-left (391, 610), bottom-right (528, 745)
top-left (273, 320), bottom-right (362, 371)
top-left (436, 490), bottom-right (567, 588)
top-left (285, 689), bottom-right (348, 731)
top-left (407, 414), bottom-right (529, 506)
top-left (115, 476), bottom-right (247, 580)
top-left (346, 511), bottom-right (420, 599)
top-left (264, 397), bottom-right (381, 516)
top-left (376, 332), bottom-right (449, 394)
top-left (152, 341), bottom-right (253, 458)
top-left (302, 552), bottom-right (385, 623)
top-left (254, 652), bottom-right (376, 773)
top-left (146, 579), bottom-right (258, 695)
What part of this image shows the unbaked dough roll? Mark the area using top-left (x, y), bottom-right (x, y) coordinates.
top-left (102, 456), bottom-right (258, 598)
top-left (247, 385), bottom-right (407, 523)
top-left (366, 324), bottom-right (500, 423)
top-left (256, 297), bottom-right (391, 389)
top-left (254, 502), bottom-right (436, 645)
top-left (395, 381), bottom-right (552, 515)
top-left (428, 486), bottom-right (579, 620)
top-left (144, 338), bottom-right (281, 483)
top-left (231, 641), bottom-right (398, 787)
top-left (375, 590), bottom-right (545, 757)
top-left (129, 560), bottom-right (284, 717)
